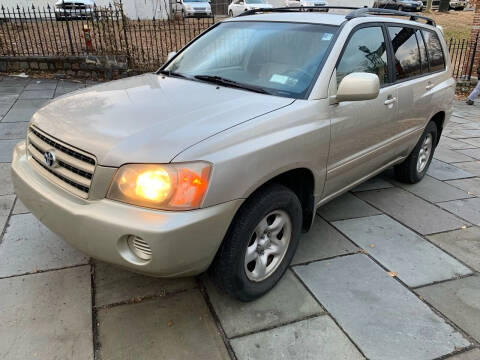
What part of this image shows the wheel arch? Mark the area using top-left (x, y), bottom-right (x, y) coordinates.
top-left (429, 111), bottom-right (445, 146)
top-left (242, 167), bottom-right (316, 233)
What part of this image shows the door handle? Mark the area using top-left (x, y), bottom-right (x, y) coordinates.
top-left (426, 82), bottom-right (434, 91)
top-left (384, 97), bottom-right (397, 105)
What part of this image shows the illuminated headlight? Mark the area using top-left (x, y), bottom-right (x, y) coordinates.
top-left (107, 162), bottom-right (211, 210)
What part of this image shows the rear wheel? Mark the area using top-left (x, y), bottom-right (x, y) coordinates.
top-left (394, 121), bottom-right (438, 184)
top-left (229, 10), bottom-right (233, 17)
top-left (210, 183), bottom-right (302, 301)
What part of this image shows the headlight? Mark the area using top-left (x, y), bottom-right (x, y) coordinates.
top-left (185, 4), bottom-right (192, 10)
top-left (107, 162), bottom-right (211, 210)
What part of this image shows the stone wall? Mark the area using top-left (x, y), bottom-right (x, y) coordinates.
top-left (471, 0), bottom-right (480, 77)
top-left (0, 55), bottom-right (137, 80)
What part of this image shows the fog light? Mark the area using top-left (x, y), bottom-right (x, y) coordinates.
top-left (127, 235), bottom-right (152, 261)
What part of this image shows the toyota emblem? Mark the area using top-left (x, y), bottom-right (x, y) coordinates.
top-left (44, 150), bottom-right (57, 168)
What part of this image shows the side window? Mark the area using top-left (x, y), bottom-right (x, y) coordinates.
top-left (388, 26), bottom-right (421, 81)
top-left (336, 26), bottom-right (389, 86)
top-left (416, 30), bottom-right (429, 73)
top-left (422, 30), bottom-right (445, 72)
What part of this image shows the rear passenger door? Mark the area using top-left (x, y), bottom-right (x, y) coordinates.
top-left (387, 26), bottom-right (444, 144)
top-left (325, 25), bottom-right (399, 197)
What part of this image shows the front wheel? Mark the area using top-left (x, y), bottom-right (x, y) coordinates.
top-left (210, 183), bottom-right (302, 301)
top-left (229, 10), bottom-right (233, 17)
top-left (394, 121), bottom-right (438, 184)
top-left (398, 5), bottom-right (403, 11)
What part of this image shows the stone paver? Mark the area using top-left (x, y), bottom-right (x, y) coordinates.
top-left (294, 254), bottom-right (470, 360)
top-left (356, 187), bottom-right (468, 235)
top-left (19, 89), bottom-right (55, 100)
top-left (427, 227), bottom-right (480, 272)
top-left (94, 261), bottom-right (197, 308)
top-left (459, 138), bottom-right (480, 148)
top-left (1, 99), bottom-right (47, 122)
top-left (351, 176), bottom-right (393, 192)
top-left (0, 122), bottom-right (29, 140)
top-left (97, 290), bottom-right (230, 360)
top-left (427, 159), bottom-right (474, 180)
top-left (434, 147), bottom-right (474, 163)
top-left (0, 266), bottom-right (93, 360)
top-left (446, 178), bottom-right (480, 197)
top-left (417, 276), bottom-right (480, 342)
top-left (392, 175), bottom-right (472, 203)
top-left (438, 136), bottom-right (476, 150)
top-left (231, 316), bottom-right (364, 360)
top-left (317, 192), bottom-right (381, 221)
top-left (0, 194), bottom-right (15, 232)
top-left (0, 139), bottom-right (17, 162)
top-left (205, 270), bottom-right (323, 338)
top-left (443, 129), bottom-right (480, 139)
top-left (292, 216), bottom-right (358, 265)
top-left (333, 215), bottom-right (472, 287)
top-left (12, 198), bottom-right (29, 215)
top-left (0, 163), bottom-right (14, 195)
top-left (0, 214), bottom-right (89, 277)
top-left (24, 79), bottom-right (58, 90)
top-left (447, 349), bottom-right (480, 360)
top-left (457, 148), bottom-right (480, 160)
top-left (455, 161), bottom-right (480, 176)
top-left (438, 198), bottom-right (480, 226)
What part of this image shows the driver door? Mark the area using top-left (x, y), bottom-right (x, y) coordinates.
top-left (324, 25), bottom-right (399, 198)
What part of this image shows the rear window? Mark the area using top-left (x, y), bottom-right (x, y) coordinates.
top-left (422, 30), bottom-right (445, 72)
top-left (388, 26), bottom-right (422, 81)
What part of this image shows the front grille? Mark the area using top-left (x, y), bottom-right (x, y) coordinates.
top-left (27, 126), bottom-right (96, 199)
top-left (194, 7), bottom-right (206, 10)
top-left (62, 2), bottom-right (87, 9)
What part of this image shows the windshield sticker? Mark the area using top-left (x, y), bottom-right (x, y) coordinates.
top-left (270, 74), bottom-right (289, 85)
top-left (322, 33), bottom-right (333, 41)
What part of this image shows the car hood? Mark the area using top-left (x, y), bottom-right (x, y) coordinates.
top-left (247, 3), bottom-right (273, 8)
top-left (185, 2), bottom-right (210, 6)
top-left (31, 73), bottom-right (294, 167)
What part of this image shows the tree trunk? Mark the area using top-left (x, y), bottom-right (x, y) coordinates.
top-left (438, 0), bottom-right (449, 11)
top-left (426, 0), bottom-right (432, 11)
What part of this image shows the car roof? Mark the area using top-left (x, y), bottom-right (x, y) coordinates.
top-left (225, 12), bottom-right (347, 26)
top-left (224, 10), bottom-right (438, 30)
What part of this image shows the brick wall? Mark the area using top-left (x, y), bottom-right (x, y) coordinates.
top-left (471, 0), bottom-right (480, 77)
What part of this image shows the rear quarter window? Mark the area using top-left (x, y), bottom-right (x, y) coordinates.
top-left (422, 30), bottom-right (445, 72)
top-left (388, 26), bottom-right (422, 81)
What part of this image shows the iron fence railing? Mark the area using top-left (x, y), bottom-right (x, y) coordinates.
top-left (0, 2), bottom-right (479, 76)
top-left (448, 33), bottom-right (480, 80)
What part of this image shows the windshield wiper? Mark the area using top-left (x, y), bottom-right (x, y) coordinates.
top-left (159, 70), bottom-right (189, 79)
top-left (194, 75), bottom-right (272, 95)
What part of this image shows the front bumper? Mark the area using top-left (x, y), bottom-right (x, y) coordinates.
top-left (184, 10), bottom-right (212, 17)
top-left (11, 141), bottom-right (242, 277)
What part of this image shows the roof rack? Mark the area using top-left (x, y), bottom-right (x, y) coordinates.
top-left (236, 6), bottom-right (436, 26)
top-left (345, 7), bottom-right (436, 26)
top-left (237, 6), bottom-right (360, 17)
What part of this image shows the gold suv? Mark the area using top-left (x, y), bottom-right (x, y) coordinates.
top-left (12, 7), bottom-right (454, 301)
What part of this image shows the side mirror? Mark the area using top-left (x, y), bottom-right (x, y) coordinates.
top-left (335, 72), bottom-right (380, 102)
top-left (167, 51), bottom-right (177, 61)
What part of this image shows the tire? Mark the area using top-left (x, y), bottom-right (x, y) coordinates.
top-left (229, 10), bottom-right (233, 17)
top-left (398, 5), bottom-right (403, 11)
top-left (210, 183), bottom-right (302, 301)
top-left (394, 121), bottom-right (438, 184)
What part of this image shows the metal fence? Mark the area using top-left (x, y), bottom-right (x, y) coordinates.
top-left (0, 3), bottom-right (479, 76)
top-left (448, 33), bottom-right (480, 80)
top-left (0, 1), bottom-right (223, 70)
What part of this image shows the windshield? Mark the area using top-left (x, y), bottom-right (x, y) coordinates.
top-left (245, 0), bottom-right (265, 3)
top-left (184, 0), bottom-right (206, 3)
top-left (162, 21), bottom-right (338, 98)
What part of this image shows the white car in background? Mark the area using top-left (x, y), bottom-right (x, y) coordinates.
top-left (284, 0), bottom-right (328, 9)
top-left (228, 0), bottom-right (273, 17)
top-left (173, 0), bottom-right (213, 18)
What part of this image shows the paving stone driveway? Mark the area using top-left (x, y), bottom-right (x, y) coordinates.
top-left (0, 75), bottom-right (480, 360)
